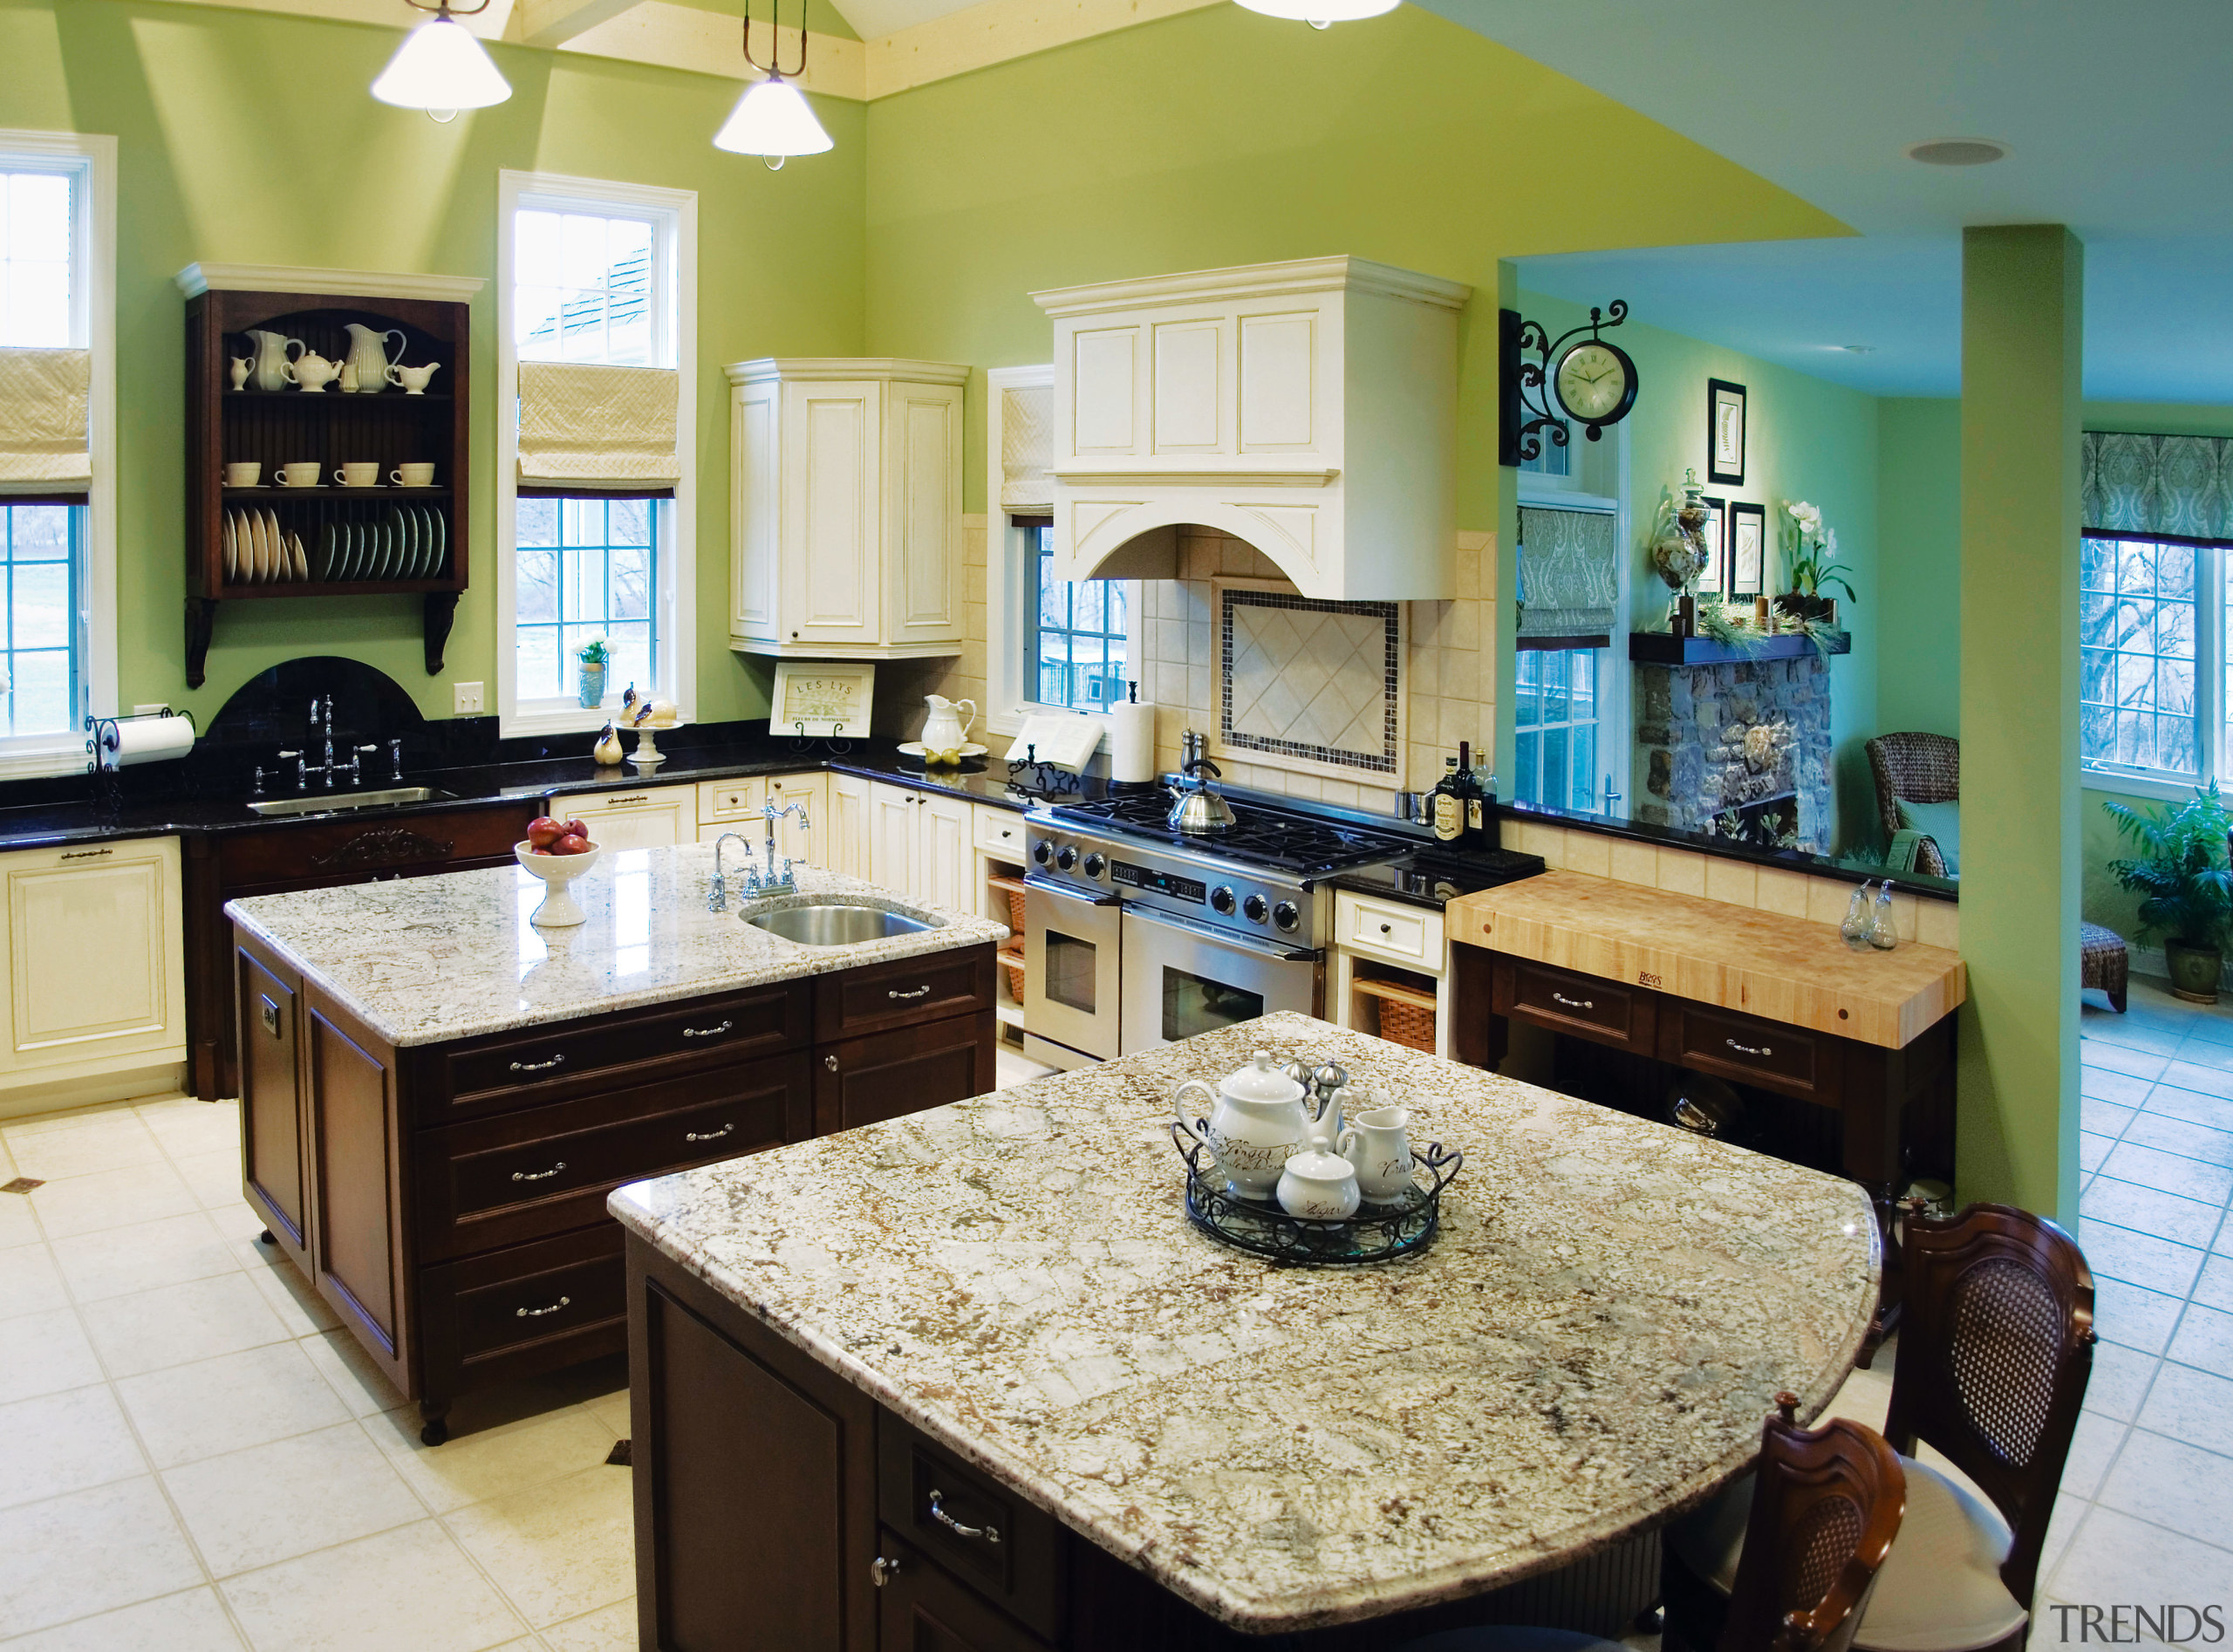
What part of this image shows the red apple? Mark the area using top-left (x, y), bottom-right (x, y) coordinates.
top-left (526, 816), bottom-right (563, 848)
top-left (563, 818), bottom-right (589, 840)
top-left (555, 832), bottom-right (591, 856)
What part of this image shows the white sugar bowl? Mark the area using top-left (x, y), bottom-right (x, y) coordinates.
top-left (1276, 1118), bottom-right (1361, 1221)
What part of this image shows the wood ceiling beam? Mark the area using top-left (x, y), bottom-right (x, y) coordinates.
top-left (513, 0), bottom-right (647, 49)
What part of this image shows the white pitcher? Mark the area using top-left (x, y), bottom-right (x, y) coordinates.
top-left (243, 330), bottom-right (304, 393)
top-left (1172, 1049), bottom-right (1309, 1198)
top-left (1339, 1097), bottom-right (1416, 1204)
top-left (344, 324), bottom-right (407, 395)
top-left (919, 694), bottom-right (975, 761)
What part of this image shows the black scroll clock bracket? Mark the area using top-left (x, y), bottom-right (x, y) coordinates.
top-left (1499, 300), bottom-right (1637, 468)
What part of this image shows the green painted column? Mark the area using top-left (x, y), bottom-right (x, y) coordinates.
top-left (1957, 225), bottom-right (2083, 1221)
top-left (1492, 258), bottom-right (1519, 787)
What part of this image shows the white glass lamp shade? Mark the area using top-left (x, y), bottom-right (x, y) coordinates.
top-left (713, 74), bottom-right (833, 157)
top-left (1233, 0), bottom-right (1398, 19)
top-left (372, 15), bottom-right (513, 113)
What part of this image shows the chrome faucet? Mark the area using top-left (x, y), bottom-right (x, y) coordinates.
top-left (707, 831), bottom-right (751, 911)
top-left (283, 698), bottom-right (377, 791)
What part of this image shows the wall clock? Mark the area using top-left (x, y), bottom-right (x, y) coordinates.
top-left (1499, 300), bottom-right (1639, 467)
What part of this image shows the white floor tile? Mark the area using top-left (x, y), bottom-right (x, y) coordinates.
top-left (2157, 1059), bottom-right (2233, 1101)
top-left (2100, 1140), bottom-right (2233, 1207)
top-left (2146, 1082), bottom-right (2233, 1133)
top-left (135, 1101), bottom-right (239, 1161)
top-left (2038, 1492), bottom-right (2086, 1585)
top-left (0, 1478), bottom-right (203, 1638)
top-left (2083, 1339), bottom-right (2161, 1423)
top-left (361, 1405), bottom-right (622, 1516)
top-left (0, 1198), bottom-right (36, 1250)
top-left (0, 1308), bottom-right (106, 1404)
top-left (2080, 1176), bottom-right (2227, 1248)
top-left (172, 1150), bottom-right (246, 1212)
top-left (0, 1585), bottom-right (247, 1650)
top-left (2081, 1041), bottom-right (2173, 1082)
top-left (2058, 1409), bottom-right (2127, 1500)
top-left (2123, 1109), bottom-right (2233, 1171)
top-left (233, 1247), bottom-right (341, 1337)
top-left (116, 1341), bottom-right (353, 1470)
top-left (0, 1386), bottom-right (149, 1512)
top-left (79, 1273), bottom-right (290, 1379)
top-left (2096, 1427), bottom-right (2233, 1551)
top-left (2080, 1071), bottom-right (2151, 1111)
top-left (2168, 1302), bottom-right (2233, 1378)
top-left (48, 1212), bottom-right (242, 1304)
top-left (162, 1422), bottom-right (426, 1578)
top-left (538, 1597), bottom-right (637, 1652)
top-left (2079, 1219), bottom-right (2207, 1299)
top-left (299, 1328), bottom-right (408, 1420)
top-left (581, 1387), bottom-right (630, 1440)
top-left (0, 1242), bottom-right (69, 1321)
top-left (2050, 1505), bottom-right (2233, 1602)
top-left (0, 1115), bottom-right (165, 1182)
top-left (442, 1464), bottom-right (636, 1629)
top-left (2134, 1361), bottom-right (2233, 1457)
top-left (220, 1520), bottom-right (527, 1652)
top-left (2196, 1255), bottom-right (2233, 1315)
top-left (23, 1162), bottom-right (198, 1240)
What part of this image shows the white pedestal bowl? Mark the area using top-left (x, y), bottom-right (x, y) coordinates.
top-left (516, 840), bottom-right (603, 927)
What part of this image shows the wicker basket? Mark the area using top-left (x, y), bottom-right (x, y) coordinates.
top-left (996, 944), bottom-right (1027, 1005)
top-left (988, 877), bottom-right (1028, 938)
top-left (1355, 977), bottom-right (1436, 1053)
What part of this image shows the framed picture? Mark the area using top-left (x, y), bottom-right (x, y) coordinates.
top-left (1697, 495), bottom-right (1727, 594)
top-left (770, 661), bottom-right (876, 738)
top-left (1707, 378), bottom-right (1748, 485)
top-left (1729, 501), bottom-right (1766, 597)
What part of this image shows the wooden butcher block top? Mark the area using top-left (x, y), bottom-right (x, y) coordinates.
top-left (1448, 870), bottom-right (1966, 1050)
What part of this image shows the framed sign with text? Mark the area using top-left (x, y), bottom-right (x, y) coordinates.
top-left (771, 662), bottom-right (877, 738)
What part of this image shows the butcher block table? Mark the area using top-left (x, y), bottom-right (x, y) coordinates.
top-left (1446, 870), bottom-right (1966, 1355)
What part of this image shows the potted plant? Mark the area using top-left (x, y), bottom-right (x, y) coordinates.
top-left (576, 637), bottom-right (611, 709)
top-left (2105, 784), bottom-right (2233, 1003)
top-left (1776, 501), bottom-right (1854, 624)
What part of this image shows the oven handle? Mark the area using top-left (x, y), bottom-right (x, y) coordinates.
top-left (1121, 900), bottom-right (1320, 964)
top-left (1023, 873), bottom-right (1121, 908)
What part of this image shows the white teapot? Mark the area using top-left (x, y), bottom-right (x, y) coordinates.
top-left (919, 694), bottom-right (975, 762)
top-left (292, 351), bottom-right (342, 393)
top-left (1173, 1049), bottom-right (1309, 1198)
top-left (1278, 1116), bottom-right (1361, 1221)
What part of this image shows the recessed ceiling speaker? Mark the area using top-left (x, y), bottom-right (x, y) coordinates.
top-left (1905, 138), bottom-right (2009, 166)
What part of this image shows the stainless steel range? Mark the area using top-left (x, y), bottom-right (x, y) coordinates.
top-left (1019, 784), bottom-right (1424, 1068)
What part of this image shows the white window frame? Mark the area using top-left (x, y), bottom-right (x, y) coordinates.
top-left (495, 169), bottom-right (696, 738)
top-left (984, 364), bottom-right (1142, 748)
top-left (0, 129), bottom-right (115, 777)
top-left (1518, 420), bottom-right (1629, 818)
top-left (2080, 533), bottom-right (2227, 802)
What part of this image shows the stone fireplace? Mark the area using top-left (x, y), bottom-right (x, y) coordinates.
top-left (1635, 654), bottom-right (1832, 852)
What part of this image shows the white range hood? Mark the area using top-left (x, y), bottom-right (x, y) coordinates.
top-left (1030, 256), bottom-right (1471, 601)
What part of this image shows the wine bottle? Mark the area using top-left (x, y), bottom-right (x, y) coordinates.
top-left (1456, 741), bottom-right (1485, 843)
top-left (1431, 756), bottom-right (1463, 843)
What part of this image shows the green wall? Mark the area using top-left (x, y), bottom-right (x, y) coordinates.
top-left (1875, 397), bottom-right (1961, 742)
top-left (859, 2), bottom-right (1846, 522)
top-left (3, 0), bottom-right (866, 727)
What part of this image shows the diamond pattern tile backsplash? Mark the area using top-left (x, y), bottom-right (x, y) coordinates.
top-left (1229, 601), bottom-right (1390, 755)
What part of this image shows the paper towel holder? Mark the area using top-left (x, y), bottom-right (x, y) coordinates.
top-left (85, 707), bottom-right (197, 775)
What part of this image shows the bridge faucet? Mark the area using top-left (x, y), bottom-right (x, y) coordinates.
top-left (708, 832), bottom-right (751, 912)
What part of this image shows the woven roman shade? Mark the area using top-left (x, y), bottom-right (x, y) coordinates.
top-left (1516, 504), bottom-right (1617, 645)
top-left (1000, 379), bottom-right (1052, 511)
top-left (2082, 430), bottom-right (2233, 542)
top-left (0, 347), bottom-right (91, 498)
top-left (517, 361), bottom-right (679, 495)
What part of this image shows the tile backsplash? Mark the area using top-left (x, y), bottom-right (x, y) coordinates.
top-left (1216, 579), bottom-right (1402, 782)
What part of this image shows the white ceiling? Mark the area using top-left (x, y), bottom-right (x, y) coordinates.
top-left (1412, 0), bottom-right (2233, 402)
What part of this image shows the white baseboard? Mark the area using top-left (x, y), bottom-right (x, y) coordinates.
top-left (0, 1062), bottom-right (190, 1124)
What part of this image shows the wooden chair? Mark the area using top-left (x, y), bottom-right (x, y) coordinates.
top-left (1664, 1204), bottom-right (2095, 1652)
top-left (1407, 1405), bottom-right (1903, 1652)
top-left (1867, 734), bottom-right (1958, 878)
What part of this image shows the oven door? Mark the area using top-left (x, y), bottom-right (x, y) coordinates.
top-left (1118, 905), bottom-right (1321, 1054)
top-left (1024, 877), bottom-right (1123, 1065)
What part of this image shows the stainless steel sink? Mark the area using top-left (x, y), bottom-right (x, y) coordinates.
top-left (744, 904), bottom-right (935, 945)
top-left (247, 786), bottom-right (454, 818)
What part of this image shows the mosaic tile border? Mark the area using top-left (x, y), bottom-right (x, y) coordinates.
top-left (1213, 579), bottom-right (1403, 779)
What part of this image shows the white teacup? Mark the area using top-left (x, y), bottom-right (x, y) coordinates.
top-left (333, 462), bottom-right (379, 488)
top-left (387, 361), bottom-right (441, 395)
top-left (391, 462), bottom-right (436, 488)
top-left (274, 462), bottom-right (322, 488)
top-left (222, 461), bottom-right (261, 488)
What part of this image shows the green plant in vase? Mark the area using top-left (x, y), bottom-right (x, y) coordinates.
top-left (2105, 784), bottom-right (2233, 1002)
top-left (1779, 501), bottom-right (1854, 623)
top-left (576, 636), bottom-right (611, 710)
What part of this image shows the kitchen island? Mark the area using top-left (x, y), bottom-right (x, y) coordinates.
top-left (611, 1012), bottom-right (1880, 1649)
top-left (226, 844), bottom-right (1007, 1442)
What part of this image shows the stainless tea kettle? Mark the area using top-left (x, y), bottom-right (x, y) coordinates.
top-left (1166, 729), bottom-right (1236, 833)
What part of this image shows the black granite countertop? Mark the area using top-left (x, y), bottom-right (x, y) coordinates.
top-left (1323, 844), bottom-right (1548, 911)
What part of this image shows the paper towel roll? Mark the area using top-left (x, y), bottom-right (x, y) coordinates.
top-left (1106, 698), bottom-right (1157, 785)
top-left (99, 716), bottom-right (195, 767)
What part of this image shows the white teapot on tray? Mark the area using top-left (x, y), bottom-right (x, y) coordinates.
top-left (1173, 1049), bottom-right (1312, 1198)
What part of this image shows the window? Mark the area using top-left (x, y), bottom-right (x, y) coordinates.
top-left (0, 137), bottom-right (113, 764)
top-left (2080, 534), bottom-right (2223, 788)
top-left (1513, 646), bottom-right (1607, 813)
top-left (496, 172), bottom-right (694, 734)
top-left (1022, 520), bottom-right (1129, 711)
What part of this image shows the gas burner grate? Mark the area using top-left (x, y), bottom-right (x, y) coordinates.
top-left (1047, 794), bottom-right (1410, 877)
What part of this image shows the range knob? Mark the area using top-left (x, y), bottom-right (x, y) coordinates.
top-left (1241, 893), bottom-right (1268, 924)
top-left (1055, 845), bottom-right (1077, 871)
top-left (1272, 900), bottom-right (1301, 933)
top-left (1210, 885), bottom-right (1236, 915)
top-left (1082, 852), bottom-right (1105, 878)
top-left (1031, 840), bottom-right (1052, 867)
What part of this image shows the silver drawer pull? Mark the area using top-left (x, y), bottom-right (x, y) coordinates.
top-left (887, 986), bottom-right (932, 1000)
top-left (510, 1162), bottom-right (567, 1182)
top-left (1725, 1037), bottom-right (1772, 1058)
top-left (681, 1020), bottom-right (734, 1039)
top-left (515, 1295), bottom-right (570, 1318)
top-left (60, 847), bottom-right (113, 860)
top-left (685, 1123), bottom-right (734, 1143)
top-left (509, 1055), bottom-right (566, 1074)
top-left (1550, 992), bottom-right (1595, 1010)
top-left (928, 1490), bottom-right (999, 1545)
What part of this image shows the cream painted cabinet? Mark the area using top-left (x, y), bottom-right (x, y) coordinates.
top-left (863, 782), bottom-right (973, 909)
top-left (0, 837), bottom-right (185, 1081)
top-left (548, 785), bottom-right (693, 851)
top-left (867, 782), bottom-right (921, 894)
top-left (823, 772), bottom-right (872, 878)
top-left (724, 358), bottom-right (968, 659)
top-left (695, 772), bottom-right (826, 864)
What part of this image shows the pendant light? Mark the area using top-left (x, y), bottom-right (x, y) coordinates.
top-left (713, 0), bottom-right (831, 169)
top-left (372, 0), bottom-right (511, 121)
top-left (1233, 0), bottom-right (1396, 25)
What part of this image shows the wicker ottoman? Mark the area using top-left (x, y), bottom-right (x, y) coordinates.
top-left (2082, 922), bottom-right (2129, 1014)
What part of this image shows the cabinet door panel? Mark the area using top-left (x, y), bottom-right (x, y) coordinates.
top-left (768, 772), bottom-right (828, 864)
top-left (1239, 310), bottom-right (1318, 451)
top-left (1072, 326), bottom-right (1139, 454)
top-left (550, 788), bottom-right (692, 852)
top-left (888, 385), bottom-right (964, 646)
top-left (786, 381), bottom-right (881, 645)
top-left (918, 794), bottom-right (973, 914)
top-left (815, 1011), bottom-right (994, 1137)
top-left (238, 946), bottom-right (305, 1252)
top-left (311, 1010), bottom-right (401, 1358)
top-left (826, 775), bottom-right (871, 879)
top-left (731, 379), bottom-right (781, 641)
top-left (875, 1532), bottom-right (1057, 1652)
top-left (4, 845), bottom-right (174, 1065)
top-left (1151, 317), bottom-right (1224, 453)
top-left (868, 784), bottom-right (920, 897)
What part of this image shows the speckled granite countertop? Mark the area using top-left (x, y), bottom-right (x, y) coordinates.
top-left (609, 1012), bottom-right (1880, 1634)
top-left (225, 845), bottom-right (1009, 1048)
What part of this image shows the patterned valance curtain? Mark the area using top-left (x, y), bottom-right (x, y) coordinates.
top-left (1000, 380), bottom-right (1052, 511)
top-left (0, 347), bottom-right (92, 499)
top-left (1516, 505), bottom-right (1617, 644)
top-left (517, 362), bottom-right (679, 497)
top-left (2081, 431), bottom-right (2233, 541)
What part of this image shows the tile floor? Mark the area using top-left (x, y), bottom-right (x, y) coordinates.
top-left (0, 1024), bottom-right (2225, 1647)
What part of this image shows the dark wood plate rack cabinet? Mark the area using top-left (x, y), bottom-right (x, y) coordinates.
top-left (183, 281), bottom-right (471, 686)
